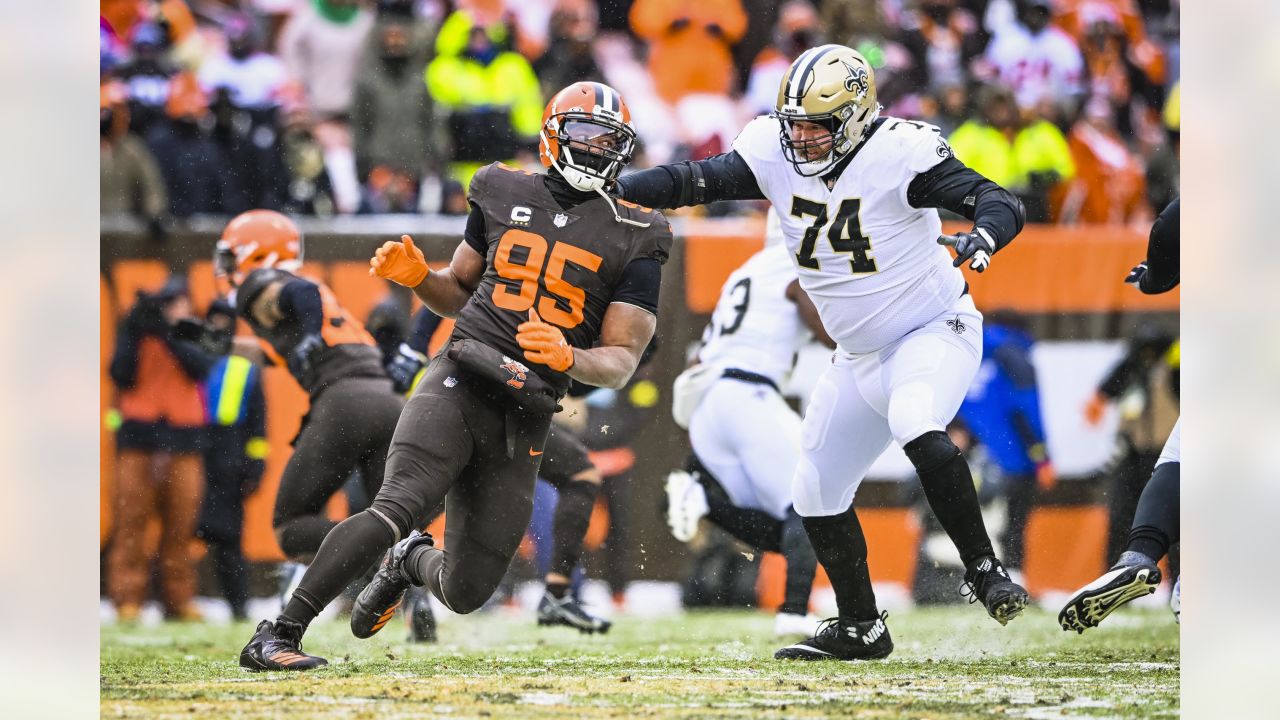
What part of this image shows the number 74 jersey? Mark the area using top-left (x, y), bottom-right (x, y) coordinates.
top-left (732, 115), bottom-right (967, 354)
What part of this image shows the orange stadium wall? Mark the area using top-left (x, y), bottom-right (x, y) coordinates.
top-left (100, 222), bottom-right (1175, 597)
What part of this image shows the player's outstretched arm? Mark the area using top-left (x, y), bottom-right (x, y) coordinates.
top-left (613, 151), bottom-right (765, 209)
top-left (370, 235), bottom-right (483, 318)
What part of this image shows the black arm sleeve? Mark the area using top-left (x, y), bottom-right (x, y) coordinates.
top-left (164, 336), bottom-right (216, 380)
top-left (406, 307), bottom-right (445, 355)
top-left (462, 201), bottom-right (489, 256)
top-left (907, 156), bottom-right (1026, 251)
top-left (277, 279), bottom-right (324, 335)
top-left (1140, 197), bottom-right (1179, 294)
top-left (614, 151), bottom-right (766, 209)
top-left (610, 257), bottom-right (663, 315)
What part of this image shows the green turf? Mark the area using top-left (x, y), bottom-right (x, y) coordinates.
top-left (101, 605), bottom-right (1178, 719)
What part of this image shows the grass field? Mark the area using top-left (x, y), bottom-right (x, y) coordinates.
top-left (101, 605), bottom-right (1179, 719)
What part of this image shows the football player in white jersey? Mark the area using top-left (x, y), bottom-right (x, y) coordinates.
top-left (666, 209), bottom-right (834, 638)
top-left (617, 44), bottom-right (1030, 660)
top-left (1059, 198), bottom-right (1181, 632)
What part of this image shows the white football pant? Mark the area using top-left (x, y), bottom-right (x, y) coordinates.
top-left (792, 294), bottom-right (983, 517)
top-left (1157, 418), bottom-right (1180, 467)
top-left (688, 378), bottom-right (803, 522)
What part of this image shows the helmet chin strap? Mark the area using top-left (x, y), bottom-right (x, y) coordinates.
top-left (544, 133), bottom-right (650, 228)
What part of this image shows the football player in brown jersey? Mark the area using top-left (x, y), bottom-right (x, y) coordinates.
top-left (215, 211), bottom-right (407, 567)
top-left (239, 82), bottom-right (672, 671)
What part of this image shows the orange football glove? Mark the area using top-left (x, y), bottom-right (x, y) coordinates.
top-left (370, 234), bottom-right (429, 287)
top-left (1083, 391), bottom-right (1108, 427)
top-left (1035, 461), bottom-right (1058, 492)
top-left (517, 309), bottom-right (575, 372)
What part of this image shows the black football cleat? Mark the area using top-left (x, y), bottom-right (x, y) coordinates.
top-left (963, 555), bottom-right (1030, 626)
top-left (239, 619), bottom-right (328, 672)
top-left (351, 530), bottom-right (434, 639)
top-left (405, 584), bottom-right (438, 643)
top-left (774, 612), bottom-right (893, 661)
top-left (1059, 552), bottom-right (1162, 634)
top-left (536, 591), bottom-right (612, 634)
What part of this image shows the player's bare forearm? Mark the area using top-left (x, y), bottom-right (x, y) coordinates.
top-left (411, 269), bottom-right (472, 318)
top-left (787, 280), bottom-right (836, 349)
top-left (411, 241), bottom-right (484, 318)
top-left (566, 303), bottom-right (656, 389)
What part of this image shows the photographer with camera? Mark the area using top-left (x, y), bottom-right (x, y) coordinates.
top-left (191, 299), bottom-right (267, 622)
top-left (107, 276), bottom-right (215, 623)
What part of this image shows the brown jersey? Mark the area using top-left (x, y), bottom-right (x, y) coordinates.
top-left (236, 268), bottom-right (387, 395)
top-left (453, 162), bottom-right (673, 394)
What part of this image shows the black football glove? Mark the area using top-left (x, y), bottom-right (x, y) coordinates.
top-left (386, 343), bottom-right (427, 395)
top-left (937, 228), bottom-right (996, 273)
top-left (1125, 261), bottom-right (1148, 287)
top-left (288, 333), bottom-right (325, 381)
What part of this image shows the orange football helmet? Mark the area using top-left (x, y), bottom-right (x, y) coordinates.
top-left (538, 81), bottom-right (636, 193)
top-left (214, 209), bottom-right (302, 289)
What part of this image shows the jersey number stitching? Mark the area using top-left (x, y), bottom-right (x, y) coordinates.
top-left (491, 229), bottom-right (603, 329)
top-left (790, 196), bottom-right (878, 274)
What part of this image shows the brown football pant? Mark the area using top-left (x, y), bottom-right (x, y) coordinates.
top-left (107, 450), bottom-right (205, 614)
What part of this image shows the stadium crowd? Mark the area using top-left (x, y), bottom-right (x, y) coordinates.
top-left (100, 0), bottom-right (1180, 624)
top-left (102, 0), bottom-right (1180, 232)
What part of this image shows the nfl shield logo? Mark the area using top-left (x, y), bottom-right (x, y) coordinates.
top-left (553, 213), bottom-right (569, 228)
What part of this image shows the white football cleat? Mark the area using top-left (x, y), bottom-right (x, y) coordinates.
top-left (665, 470), bottom-right (709, 542)
top-left (1170, 576), bottom-right (1180, 624)
top-left (774, 612), bottom-right (821, 638)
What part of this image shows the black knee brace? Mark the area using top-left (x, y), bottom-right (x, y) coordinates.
top-left (903, 430), bottom-right (962, 475)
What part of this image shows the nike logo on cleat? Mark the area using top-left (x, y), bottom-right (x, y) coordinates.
top-left (529, 448), bottom-right (543, 456)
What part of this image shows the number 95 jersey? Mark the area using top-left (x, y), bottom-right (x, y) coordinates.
top-left (453, 162), bottom-right (673, 393)
top-left (732, 115), bottom-right (966, 354)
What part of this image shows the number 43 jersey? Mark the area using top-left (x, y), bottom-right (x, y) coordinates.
top-left (732, 115), bottom-right (966, 354)
top-left (453, 162), bottom-right (673, 392)
top-left (698, 238), bottom-right (809, 386)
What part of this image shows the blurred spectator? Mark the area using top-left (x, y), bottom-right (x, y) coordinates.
top-left (897, 0), bottom-right (987, 97)
top-left (107, 278), bottom-right (213, 622)
top-left (279, 0), bottom-right (376, 213)
top-left (1057, 97), bottom-right (1148, 224)
top-left (949, 84), bottom-right (1075, 223)
top-left (115, 22), bottom-right (178, 136)
top-left (630, 0), bottom-right (747, 106)
top-left (101, 81), bottom-right (169, 234)
top-left (820, 0), bottom-right (888, 47)
top-left (196, 299), bottom-right (266, 622)
top-left (1084, 326), bottom-right (1178, 565)
top-left (197, 13), bottom-right (289, 111)
top-left (146, 72), bottom-right (250, 217)
top-left (198, 14), bottom-right (291, 212)
top-left (1145, 81), bottom-right (1179, 214)
top-left (279, 0), bottom-right (375, 120)
top-left (426, 12), bottom-right (543, 187)
top-left (984, 0), bottom-right (1084, 120)
top-left (1058, 0), bottom-right (1166, 93)
top-left (958, 310), bottom-right (1056, 576)
top-left (917, 83), bottom-right (969, 137)
top-left (352, 21), bottom-right (447, 213)
top-left (744, 1), bottom-right (821, 116)
top-left (533, 2), bottom-right (604, 100)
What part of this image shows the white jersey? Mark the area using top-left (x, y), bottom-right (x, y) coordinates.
top-left (698, 241), bottom-right (810, 385)
top-left (732, 115), bottom-right (967, 354)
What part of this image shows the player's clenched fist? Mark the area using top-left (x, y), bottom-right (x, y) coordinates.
top-left (516, 309), bottom-right (575, 372)
top-left (370, 235), bottom-right (429, 287)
